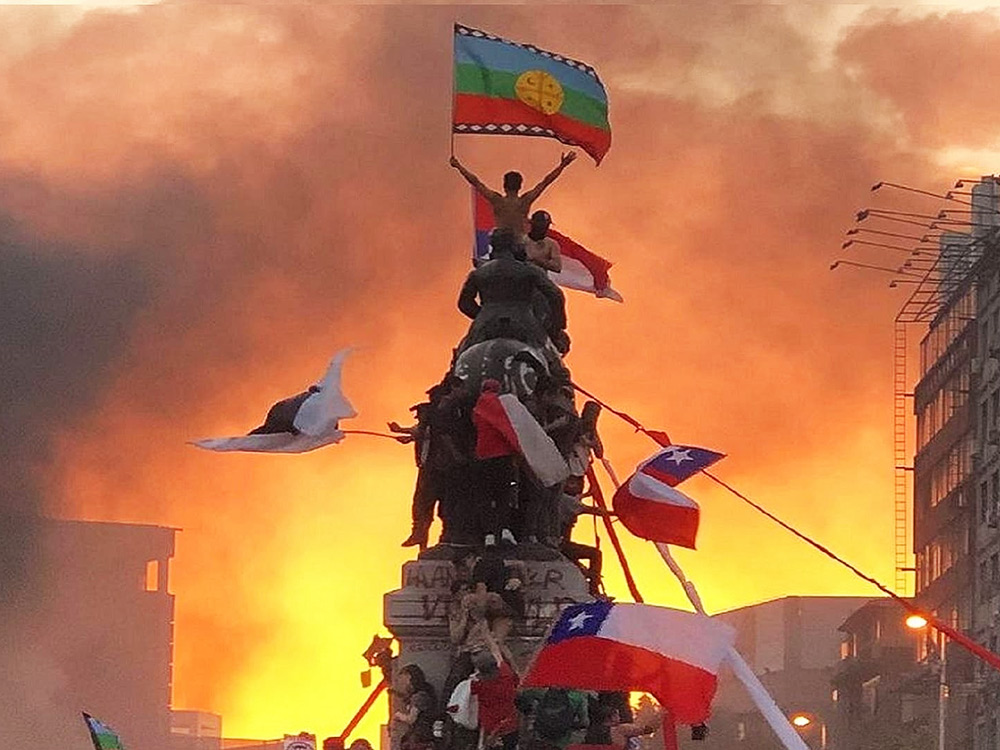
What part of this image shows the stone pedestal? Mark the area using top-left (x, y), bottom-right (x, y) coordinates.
top-left (383, 552), bottom-right (592, 719)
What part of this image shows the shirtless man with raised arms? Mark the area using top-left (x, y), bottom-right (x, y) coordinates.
top-left (450, 151), bottom-right (577, 241)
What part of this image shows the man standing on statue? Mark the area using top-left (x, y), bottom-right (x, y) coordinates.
top-left (523, 210), bottom-right (562, 273)
top-left (450, 152), bottom-right (577, 242)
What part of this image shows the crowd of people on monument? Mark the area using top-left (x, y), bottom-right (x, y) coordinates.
top-left (378, 155), bottom-right (673, 750)
top-left (392, 659), bottom-right (662, 750)
top-left (388, 151), bottom-right (605, 591)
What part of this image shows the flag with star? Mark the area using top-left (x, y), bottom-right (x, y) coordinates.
top-left (521, 602), bottom-right (735, 724)
top-left (611, 445), bottom-right (723, 548)
top-left (640, 445), bottom-right (725, 486)
top-left (453, 24), bottom-right (611, 164)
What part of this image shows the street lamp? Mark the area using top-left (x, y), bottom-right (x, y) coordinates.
top-left (789, 713), bottom-right (826, 750)
top-left (906, 614), bottom-right (945, 750)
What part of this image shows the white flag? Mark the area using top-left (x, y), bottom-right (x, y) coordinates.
top-left (193, 349), bottom-right (356, 454)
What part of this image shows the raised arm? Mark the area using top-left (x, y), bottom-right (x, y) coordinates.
top-left (450, 156), bottom-right (500, 200)
top-left (522, 151), bottom-right (577, 204)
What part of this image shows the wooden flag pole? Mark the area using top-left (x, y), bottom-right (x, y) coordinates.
top-left (654, 543), bottom-right (809, 750)
top-left (585, 465), bottom-right (643, 604)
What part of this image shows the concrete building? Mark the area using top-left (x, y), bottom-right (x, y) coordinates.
top-left (832, 598), bottom-right (935, 750)
top-left (908, 176), bottom-right (1000, 750)
top-left (171, 710), bottom-right (223, 750)
top-left (969, 177), bottom-right (1000, 750)
top-left (37, 518), bottom-right (177, 750)
top-left (676, 595), bottom-right (869, 750)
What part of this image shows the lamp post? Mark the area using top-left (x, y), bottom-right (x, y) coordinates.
top-left (906, 615), bottom-right (946, 750)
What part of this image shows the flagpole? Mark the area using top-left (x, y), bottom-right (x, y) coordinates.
top-left (654, 543), bottom-right (809, 750)
top-left (597, 459), bottom-right (809, 750)
top-left (585, 465), bottom-right (643, 603)
top-left (450, 22), bottom-right (457, 158)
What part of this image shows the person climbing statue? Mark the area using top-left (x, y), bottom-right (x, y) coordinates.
top-left (450, 152), bottom-right (577, 241)
top-left (456, 228), bottom-right (567, 355)
top-left (524, 210), bottom-right (562, 273)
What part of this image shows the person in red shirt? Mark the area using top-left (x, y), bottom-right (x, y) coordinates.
top-left (470, 650), bottom-right (520, 750)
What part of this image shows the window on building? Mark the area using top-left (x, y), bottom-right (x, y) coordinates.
top-left (991, 554), bottom-right (999, 585)
top-left (736, 721), bottom-right (746, 741)
top-left (981, 561), bottom-right (989, 601)
top-left (144, 560), bottom-right (159, 592)
top-left (983, 481), bottom-right (991, 524)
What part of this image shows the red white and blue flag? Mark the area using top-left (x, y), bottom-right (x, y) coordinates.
top-left (473, 191), bottom-right (622, 301)
top-left (522, 601), bottom-right (734, 724)
top-left (611, 445), bottom-right (723, 548)
top-left (640, 445), bottom-right (725, 486)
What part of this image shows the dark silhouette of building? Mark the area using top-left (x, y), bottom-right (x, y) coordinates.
top-left (832, 598), bottom-right (936, 750)
top-left (677, 595), bottom-right (869, 750)
top-left (35, 518), bottom-right (177, 750)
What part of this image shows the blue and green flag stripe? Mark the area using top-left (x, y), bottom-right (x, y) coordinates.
top-left (453, 24), bottom-right (611, 163)
top-left (83, 713), bottom-right (125, 750)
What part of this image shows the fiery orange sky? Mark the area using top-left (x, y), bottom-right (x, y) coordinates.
top-left (4, 4), bottom-right (1000, 746)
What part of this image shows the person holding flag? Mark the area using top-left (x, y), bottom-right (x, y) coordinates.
top-left (450, 152), bottom-right (577, 243)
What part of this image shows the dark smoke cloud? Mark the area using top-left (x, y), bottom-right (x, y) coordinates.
top-left (0, 202), bottom-right (149, 606)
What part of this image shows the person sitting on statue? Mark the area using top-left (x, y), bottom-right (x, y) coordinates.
top-left (524, 210), bottom-right (562, 273)
top-left (457, 228), bottom-right (567, 355)
top-left (450, 152), bottom-right (577, 242)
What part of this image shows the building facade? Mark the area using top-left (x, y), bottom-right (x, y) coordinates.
top-left (911, 177), bottom-right (1000, 750)
top-left (970, 178), bottom-right (1000, 750)
top-left (677, 596), bottom-right (869, 750)
top-left (832, 598), bottom-right (936, 750)
top-left (38, 518), bottom-right (177, 750)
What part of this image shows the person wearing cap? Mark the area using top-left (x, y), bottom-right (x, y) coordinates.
top-left (524, 210), bottom-right (562, 273)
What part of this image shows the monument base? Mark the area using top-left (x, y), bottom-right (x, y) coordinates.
top-left (383, 549), bottom-right (593, 739)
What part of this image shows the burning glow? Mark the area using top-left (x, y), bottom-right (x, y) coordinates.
top-left (2, 4), bottom-right (997, 745)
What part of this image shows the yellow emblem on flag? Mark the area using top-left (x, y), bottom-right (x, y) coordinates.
top-left (515, 70), bottom-right (564, 115)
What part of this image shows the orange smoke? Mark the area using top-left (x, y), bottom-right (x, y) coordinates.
top-left (0, 4), bottom-right (995, 745)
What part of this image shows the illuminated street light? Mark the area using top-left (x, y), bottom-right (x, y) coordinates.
top-left (904, 614), bottom-right (945, 750)
top-left (791, 714), bottom-right (812, 727)
top-left (906, 614), bottom-right (928, 629)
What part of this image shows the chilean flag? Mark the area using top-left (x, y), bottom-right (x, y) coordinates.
top-left (472, 191), bottom-right (622, 301)
top-left (640, 445), bottom-right (725, 486)
top-left (522, 601), bottom-right (735, 724)
top-left (473, 387), bottom-right (570, 487)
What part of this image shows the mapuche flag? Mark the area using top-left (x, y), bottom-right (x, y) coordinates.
top-left (521, 601), bottom-right (735, 724)
top-left (83, 713), bottom-right (126, 750)
top-left (453, 24), bottom-right (611, 164)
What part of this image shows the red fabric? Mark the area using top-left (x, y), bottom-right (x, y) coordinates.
top-left (473, 391), bottom-right (520, 459)
top-left (454, 94), bottom-right (612, 165)
top-left (521, 637), bottom-right (718, 725)
top-left (470, 664), bottom-right (520, 734)
top-left (612, 489), bottom-right (699, 549)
